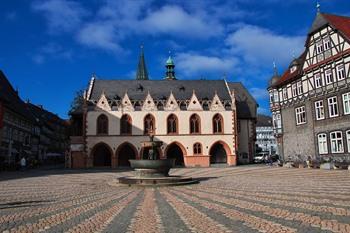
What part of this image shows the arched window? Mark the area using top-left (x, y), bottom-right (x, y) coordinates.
top-left (144, 114), bottom-right (155, 135)
top-left (120, 114), bottom-right (132, 135)
top-left (97, 114), bottom-right (108, 135)
top-left (190, 114), bottom-right (200, 134)
top-left (167, 114), bottom-right (178, 134)
top-left (193, 143), bottom-right (202, 154)
top-left (213, 114), bottom-right (223, 133)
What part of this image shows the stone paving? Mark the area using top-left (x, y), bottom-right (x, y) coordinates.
top-left (0, 166), bottom-right (350, 233)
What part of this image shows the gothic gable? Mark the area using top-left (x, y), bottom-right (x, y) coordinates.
top-left (164, 92), bottom-right (180, 111)
top-left (210, 93), bottom-right (225, 111)
top-left (121, 93), bottom-right (134, 111)
top-left (187, 91), bottom-right (202, 111)
top-left (96, 92), bottom-right (111, 111)
top-left (142, 92), bottom-right (157, 111)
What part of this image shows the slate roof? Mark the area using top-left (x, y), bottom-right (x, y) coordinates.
top-left (26, 103), bottom-right (66, 127)
top-left (89, 79), bottom-right (232, 101)
top-left (0, 70), bottom-right (34, 121)
top-left (256, 114), bottom-right (272, 127)
top-left (227, 82), bottom-right (257, 119)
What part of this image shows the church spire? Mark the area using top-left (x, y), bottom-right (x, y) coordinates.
top-left (165, 51), bottom-right (176, 80)
top-left (136, 45), bottom-right (149, 80)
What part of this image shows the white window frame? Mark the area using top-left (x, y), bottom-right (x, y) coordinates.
top-left (292, 84), bottom-right (297, 97)
top-left (336, 64), bottom-right (345, 81)
top-left (297, 82), bottom-right (303, 95)
top-left (295, 106), bottom-right (306, 125)
top-left (318, 133), bottom-right (328, 154)
top-left (343, 92), bottom-right (350, 115)
top-left (315, 100), bottom-right (325, 120)
top-left (323, 37), bottom-right (331, 50)
top-left (315, 73), bottom-right (322, 88)
top-left (325, 69), bottom-right (333, 85)
top-left (273, 91), bottom-right (279, 102)
top-left (346, 130), bottom-right (350, 153)
top-left (316, 40), bottom-right (324, 54)
top-left (283, 88), bottom-right (288, 100)
top-left (330, 131), bottom-right (344, 153)
top-left (328, 96), bottom-right (339, 118)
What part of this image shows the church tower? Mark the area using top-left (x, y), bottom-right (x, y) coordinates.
top-left (135, 45), bottom-right (149, 80)
top-left (165, 54), bottom-right (176, 80)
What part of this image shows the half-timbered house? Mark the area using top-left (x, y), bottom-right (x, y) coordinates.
top-left (268, 11), bottom-right (350, 162)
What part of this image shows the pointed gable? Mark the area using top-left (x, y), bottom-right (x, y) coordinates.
top-left (96, 92), bottom-right (111, 111)
top-left (164, 92), bottom-right (180, 111)
top-left (187, 91), bottom-right (202, 111)
top-left (121, 93), bottom-right (134, 111)
top-left (323, 13), bottom-right (350, 40)
top-left (142, 92), bottom-right (157, 111)
top-left (210, 93), bottom-right (225, 111)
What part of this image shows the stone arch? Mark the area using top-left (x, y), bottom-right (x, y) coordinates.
top-left (209, 141), bottom-right (231, 164)
top-left (91, 142), bottom-right (112, 167)
top-left (164, 141), bottom-right (187, 166)
top-left (116, 142), bottom-right (138, 167)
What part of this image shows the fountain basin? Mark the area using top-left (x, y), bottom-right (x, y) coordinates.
top-left (130, 159), bottom-right (175, 177)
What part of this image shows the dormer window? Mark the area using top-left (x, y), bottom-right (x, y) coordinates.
top-left (290, 66), bottom-right (297, 73)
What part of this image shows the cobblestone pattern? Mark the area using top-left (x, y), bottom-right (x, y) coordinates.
top-left (0, 166), bottom-right (350, 233)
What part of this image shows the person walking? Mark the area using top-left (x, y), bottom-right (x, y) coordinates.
top-left (20, 157), bottom-right (26, 171)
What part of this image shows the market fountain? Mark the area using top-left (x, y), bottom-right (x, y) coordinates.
top-left (118, 132), bottom-right (198, 186)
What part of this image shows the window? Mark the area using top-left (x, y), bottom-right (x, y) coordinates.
top-left (325, 69), bottom-right (333, 84)
top-left (273, 91), bottom-right (279, 102)
top-left (297, 82), bottom-right (303, 95)
top-left (167, 114), bottom-right (178, 134)
top-left (292, 84), bottom-right (297, 97)
top-left (283, 88), bottom-right (288, 100)
top-left (315, 100), bottom-right (325, 120)
top-left (328, 96), bottom-right (338, 117)
top-left (336, 65), bottom-right (345, 80)
top-left (343, 93), bottom-right (350, 115)
top-left (295, 106), bottom-right (306, 125)
top-left (318, 134), bottom-right (328, 154)
top-left (330, 131), bottom-right (344, 153)
top-left (193, 143), bottom-right (202, 154)
top-left (347, 131), bottom-right (350, 153)
top-left (323, 37), bottom-right (331, 50)
top-left (190, 114), bottom-right (200, 134)
top-left (315, 74), bottom-right (322, 88)
top-left (97, 114), bottom-right (108, 135)
top-left (316, 40), bottom-right (324, 54)
top-left (144, 114), bottom-right (155, 135)
top-left (120, 114), bottom-right (132, 135)
top-left (213, 114), bottom-right (223, 133)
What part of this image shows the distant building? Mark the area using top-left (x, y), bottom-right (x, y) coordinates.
top-left (256, 114), bottom-right (277, 155)
top-left (0, 71), bottom-right (34, 167)
top-left (69, 49), bottom-right (257, 168)
top-left (26, 103), bottom-right (69, 162)
top-left (268, 11), bottom-right (350, 162)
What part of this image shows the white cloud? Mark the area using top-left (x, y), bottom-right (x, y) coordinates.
top-left (226, 24), bottom-right (305, 66)
top-left (32, 42), bottom-right (72, 64)
top-left (142, 5), bottom-right (223, 38)
top-left (32, 0), bottom-right (89, 33)
top-left (77, 22), bottom-right (123, 53)
top-left (175, 53), bottom-right (238, 77)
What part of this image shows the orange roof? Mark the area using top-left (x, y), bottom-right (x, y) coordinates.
top-left (323, 13), bottom-right (350, 40)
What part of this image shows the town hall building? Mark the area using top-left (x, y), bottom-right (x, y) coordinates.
top-left (70, 49), bottom-right (257, 168)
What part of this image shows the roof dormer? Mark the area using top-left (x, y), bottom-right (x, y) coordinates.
top-left (142, 92), bottom-right (157, 111)
top-left (96, 91), bottom-right (111, 111)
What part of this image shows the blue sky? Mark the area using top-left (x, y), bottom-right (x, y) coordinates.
top-left (1, 0), bottom-right (350, 118)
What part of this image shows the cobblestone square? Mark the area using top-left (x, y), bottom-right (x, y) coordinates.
top-left (0, 166), bottom-right (350, 233)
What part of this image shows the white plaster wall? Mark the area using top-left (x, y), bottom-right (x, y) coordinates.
top-left (86, 109), bottom-right (235, 157)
